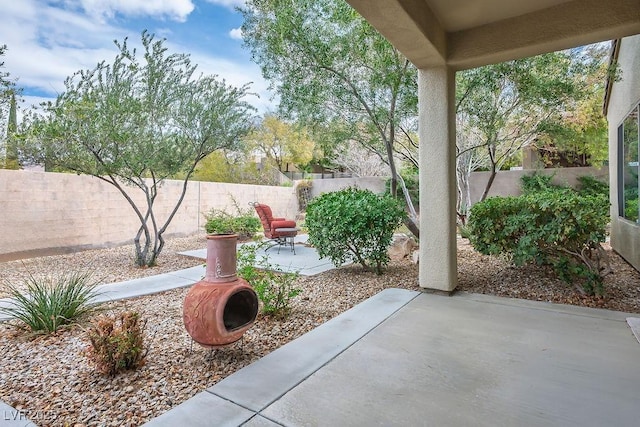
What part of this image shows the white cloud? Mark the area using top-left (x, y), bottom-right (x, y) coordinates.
top-left (78, 0), bottom-right (195, 22)
top-left (229, 27), bottom-right (243, 40)
top-left (205, 0), bottom-right (245, 9)
top-left (1, 0), bottom-right (275, 115)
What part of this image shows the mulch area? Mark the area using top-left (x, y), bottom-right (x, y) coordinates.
top-left (457, 239), bottom-right (640, 314)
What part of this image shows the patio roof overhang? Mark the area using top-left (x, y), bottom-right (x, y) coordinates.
top-left (345, 0), bottom-right (640, 71)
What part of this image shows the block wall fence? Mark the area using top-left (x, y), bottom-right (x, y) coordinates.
top-left (0, 170), bottom-right (298, 261)
top-left (0, 166), bottom-right (608, 261)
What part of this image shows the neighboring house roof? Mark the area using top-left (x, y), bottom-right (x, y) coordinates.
top-left (603, 39), bottom-right (621, 117)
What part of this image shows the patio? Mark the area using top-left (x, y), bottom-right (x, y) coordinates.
top-left (146, 289), bottom-right (640, 426)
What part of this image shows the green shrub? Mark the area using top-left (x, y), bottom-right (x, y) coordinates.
top-left (0, 271), bottom-right (101, 333)
top-left (305, 187), bottom-right (406, 275)
top-left (237, 243), bottom-right (301, 318)
top-left (577, 175), bottom-right (609, 199)
top-left (468, 189), bottom-right (610, 295)
top-left (625, 198), bottom-right (639, 222)
top-left (204, 208), bottom-right (261, 239)
top-left (85, 311), bottom-right (147, 376)
top-left (520, 172), bottom-right (563, 194)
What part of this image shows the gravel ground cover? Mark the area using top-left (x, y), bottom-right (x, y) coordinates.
top-left (0, 234), bottom-right (638, 426)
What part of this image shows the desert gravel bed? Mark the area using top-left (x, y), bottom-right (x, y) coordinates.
top-left (0, 235), bottom-right (639, 426)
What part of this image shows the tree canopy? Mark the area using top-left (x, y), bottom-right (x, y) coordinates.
top-left (22, 31), bottom-right (256, 266)
top-left (244, 114), bottom-right (315, 172)
top-left (240, 0), bottom-right (419, 235)
top-left (455, 51), bottom-right (590, 221)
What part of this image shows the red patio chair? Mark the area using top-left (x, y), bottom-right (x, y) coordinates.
top-left (250, 202), bottom-right (299, 254)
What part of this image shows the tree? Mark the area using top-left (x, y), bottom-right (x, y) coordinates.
top-left (244, 114), bottom-right (315, 172)
top-left (333, 140), bottom-right (389, 177)
top-left (455, 52), bottom-right (585, 222)
top-left (4, 91), bottom-right (20, 169)
top-left (0, 44), bottom-right (20, 169)
top-left (22, 32), bottom-right (255, 266)
top-left (535, 44), bottom-right (610, 167)
top-left (240, 0), bottom-right (420, 237)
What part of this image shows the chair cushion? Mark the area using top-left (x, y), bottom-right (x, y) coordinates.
top-left (272, 220), bottom-right (297, 230)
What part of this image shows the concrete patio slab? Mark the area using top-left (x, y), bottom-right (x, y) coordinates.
top-left (144, 290), bottom-right (640, 427)
top-left (142, 390), bottom-right (255, 427)
top-left (260, 292), bottom-right (640, 427)
top-left (626, 317), bottom-right (640, 343)
top-left (179, 236), bottom-right (350, 276)
top-left (0, 401), bottom-right (37, 427)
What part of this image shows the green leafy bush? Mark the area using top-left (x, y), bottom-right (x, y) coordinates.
top-left (237, 244), bottom-right (301, 318)
top-left (305, 187), bottom-right (406, 275)
top-left (467, 188), bottom-right (610, 295)
top-left (0, 271), bottom-right (101, 333)
top-left (85, 311), bottom-right (147, 376)
top-left (204, 208), bottom-right (261, 239)
top-left (577, 175), bottom-right (609, 199)
top-left (520, 172), bottom-right (563, 194)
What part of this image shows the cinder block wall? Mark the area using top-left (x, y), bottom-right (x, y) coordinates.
top-left (0, 167), bottom-right (611, 261)
top-left (0, 170), bottom-right (297, 261)
top-left (469, 166), bottom-right (609, 204)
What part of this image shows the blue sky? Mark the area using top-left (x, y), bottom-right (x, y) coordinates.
top-left (0, 0), bottom-right (274, 114)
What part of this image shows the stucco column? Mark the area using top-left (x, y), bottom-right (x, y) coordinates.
top-left (418, 67), bottom-right (457, 292)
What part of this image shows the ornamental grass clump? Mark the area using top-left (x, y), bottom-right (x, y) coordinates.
top-left (305, 187), bottom-right (406, 275)
top-left (0, 270), bottom-right (101, 333)
top-left (85, 311), bottom-right (148, 376)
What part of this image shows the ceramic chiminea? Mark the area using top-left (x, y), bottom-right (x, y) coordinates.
top-left (183, 234), bottom-right (258, 348)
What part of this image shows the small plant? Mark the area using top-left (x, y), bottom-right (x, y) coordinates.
top-left (85, 311), bottom-right (148, 376)
top-left (305, 187), bottom-right (406, 275)
top-left (0, 270), bottom-right (101, 333)
top-left (204, 202), bottom-right (261, 239)
top-left (237, 243), bottom-right (301, 318)
top-left (458, 224), bottom-right (472, 239)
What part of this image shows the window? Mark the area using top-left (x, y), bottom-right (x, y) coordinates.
top-left (620, 104), bottom-right (639, 223)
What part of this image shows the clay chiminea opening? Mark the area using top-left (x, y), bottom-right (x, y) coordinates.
top-left (224, 289), bottom-right (259, 331)
top-left (183, 234), bottom-right (259, 348)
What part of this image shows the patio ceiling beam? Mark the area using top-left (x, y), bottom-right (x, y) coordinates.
top-left (344, 0), bottom-right (447, 68)
top-left (346, 0), bottom-right (640, 70)
top-left (448, 0), bottom-right (640, 70)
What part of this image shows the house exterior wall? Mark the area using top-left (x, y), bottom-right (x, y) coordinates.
top-left (607, 35), bottom-right (640, 271)
top-left (0, 170), bottom-right (297, 261)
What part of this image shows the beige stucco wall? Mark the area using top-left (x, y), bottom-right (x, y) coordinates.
top-left (306, 177), bottom-right (387, 199)
top-left (0, 170), bottom-right (297, 261)
top-left (607, 35), bottom-right (640, 272)
top-left (469, 166), bottom-right (610, 205)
